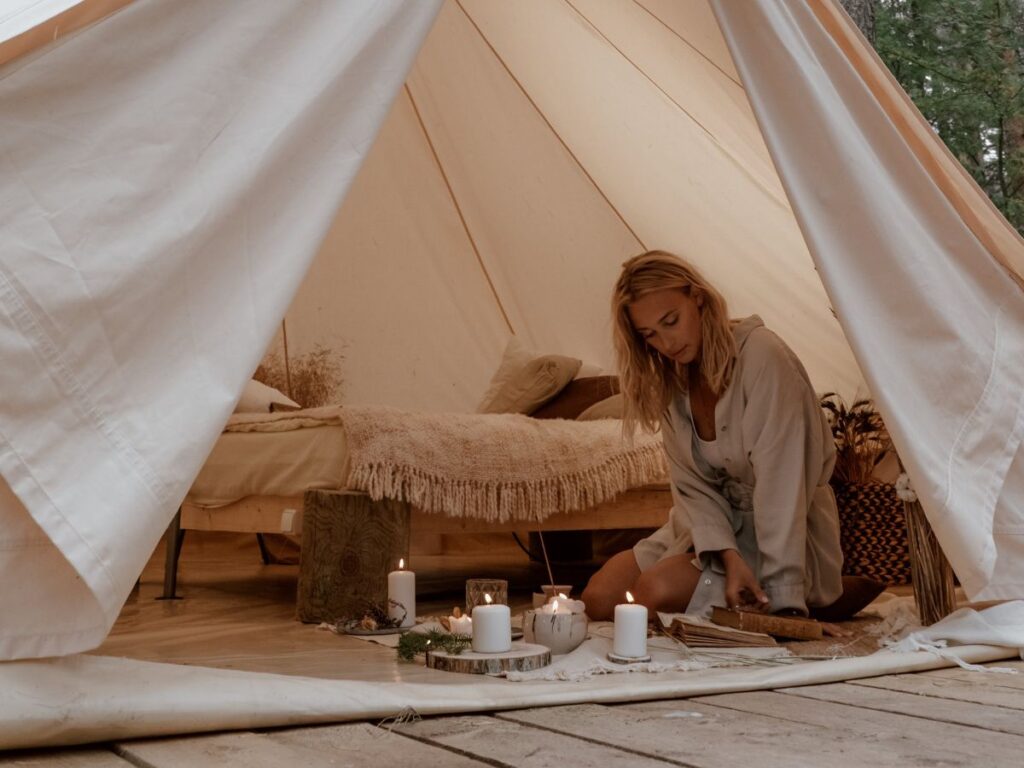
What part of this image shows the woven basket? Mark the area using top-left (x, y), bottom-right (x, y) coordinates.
top-left (834, 480), bottom-right (911, 585)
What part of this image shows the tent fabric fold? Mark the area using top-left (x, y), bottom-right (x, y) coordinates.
top-left (0, 0), bottom-right (443, 660)
top-left (711, 0), bottom-right (1024, 600)
top-left (1, 0), bottom-right (1023, 664)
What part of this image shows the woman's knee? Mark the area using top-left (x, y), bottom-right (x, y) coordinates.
top-left (581, 550), bottom-right (639, 620)
top-left (629, 571), bottom-right (668, 611)
top-left (631, 568), bottom-right (691, 613)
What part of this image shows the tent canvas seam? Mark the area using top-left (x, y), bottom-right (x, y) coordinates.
top-left (563, 0), bottom-right (791, 213)
top-left (0, 268), bottom-right (172, 506)
top-left (0, 426), bottom-right (117, 599)
top-left (630, 0), bottom-right (743, 87)
top-left (454, 0), bottom-right (646, 252)
top-left (402, 82), bottom-right (515, 336)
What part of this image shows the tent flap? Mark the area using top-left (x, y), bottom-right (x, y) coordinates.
top-left (0, 0), bottom-right (442, 659)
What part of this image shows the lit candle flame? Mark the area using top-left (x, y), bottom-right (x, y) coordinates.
top-left (399, 558), bottom-right (405, 570)
top-left (558, 592), bottom-right (569, 600)
top-left (626, 591), bottom-right (635, 604)
top-left (484, 593), bottom-right (493, 605)
top-left (552, 598), bottom-right (560, 611)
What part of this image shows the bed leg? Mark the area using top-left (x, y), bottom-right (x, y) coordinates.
top-left (255, 533), bottom-right (272, 565)
top-left (159, 508), bottom-right (186, 600)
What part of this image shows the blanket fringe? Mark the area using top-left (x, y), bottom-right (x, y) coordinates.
top-left (347, 441), bottom-right (667, 524)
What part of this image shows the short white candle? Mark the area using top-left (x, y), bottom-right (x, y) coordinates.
top-left (448, 614), bottom-right (473, 636)
top-left (613, 591), bottom-right (648, 658)
top-left (387, 558), bottom-right (416, 628)
top-left (471, 594), bottom-right (511, 653)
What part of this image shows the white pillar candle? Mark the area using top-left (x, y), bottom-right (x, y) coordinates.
top-left (448, 614), bottom-right (473, 636)
top-left (471, 594), bottom-right (511, 653)
top-left (613, 591), bottom-right (648, 658)
top-left (387, 558), bottom-right (416, 628)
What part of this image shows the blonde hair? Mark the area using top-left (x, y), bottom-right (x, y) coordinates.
top-left (612, 250), bottom-right (736, 434)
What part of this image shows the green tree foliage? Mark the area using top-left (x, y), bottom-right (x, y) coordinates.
top-left (875, 0), bottom-right (1024, 231)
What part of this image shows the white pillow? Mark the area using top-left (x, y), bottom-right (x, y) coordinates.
top-left (234, 379), bottom-right (301, 414)
top-left (476, 337), bottom-right (581, 414)
top-left (576, 361), bottom-right (605, 379)
top-left (577, 393), bottom-right (624, 421)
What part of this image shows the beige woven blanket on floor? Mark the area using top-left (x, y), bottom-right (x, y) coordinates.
top-left (225, 405), bottom-right (667, 523)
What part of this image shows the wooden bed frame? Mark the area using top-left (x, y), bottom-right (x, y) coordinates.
top-left (162, 484), bottom-right (671, 599)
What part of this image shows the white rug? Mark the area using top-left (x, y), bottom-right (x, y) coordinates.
top-left (2, 602), bottom-right (1022, 750)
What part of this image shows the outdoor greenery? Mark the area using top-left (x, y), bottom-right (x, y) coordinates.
top-left (868, 0), bottom-right (1024, 232)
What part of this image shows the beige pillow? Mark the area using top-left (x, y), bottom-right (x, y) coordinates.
top-left (235, 379), bottom-right (301, 413)
top-left (477, 337), bottom-right (582, 414)
top-left (577, 392), bottom-right (624, 421)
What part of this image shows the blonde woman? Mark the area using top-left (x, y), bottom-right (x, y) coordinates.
top-left (581, 250), bottom-right (845, 622)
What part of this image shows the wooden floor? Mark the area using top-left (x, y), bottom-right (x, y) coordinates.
top-left (5, 532), bottom-right (1024, 766)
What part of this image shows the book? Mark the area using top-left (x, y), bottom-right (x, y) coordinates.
top-left (710, 606), bottom-right (824, 641)
top-left (658, 613), bottom-right (778, 648)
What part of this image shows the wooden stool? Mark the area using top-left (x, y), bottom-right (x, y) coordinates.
top-left (296, 490), bottom-right (410, 624)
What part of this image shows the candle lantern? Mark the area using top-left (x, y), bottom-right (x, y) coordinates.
top-left (465, 578), bottom-right (508, 615)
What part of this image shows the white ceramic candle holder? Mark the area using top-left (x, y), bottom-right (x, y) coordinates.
top-left (522, 609), bottom-right (589, 655)
top-left (532, 584), bottom-right (574, 608)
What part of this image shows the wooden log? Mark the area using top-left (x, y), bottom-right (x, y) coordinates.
top-left (296, 490), bottom-right (410, 624)
top-left (426, 642), bottom-right (551, 675)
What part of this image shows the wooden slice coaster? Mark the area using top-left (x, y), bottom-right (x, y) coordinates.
top-left (425, 642), bottom-right (551, 675)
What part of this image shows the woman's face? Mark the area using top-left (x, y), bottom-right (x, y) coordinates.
top-left (627, 287), bottom-right (703, 365)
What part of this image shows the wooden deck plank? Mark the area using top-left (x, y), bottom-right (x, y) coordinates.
top-left (267, 721), bottom-right (491, 766)
top-left (851, 662), bottom-right (1024, 710)
top-left (691, 689), bottom-right (1024, 764)
top-left (778, 681), bottom-right (1024, 736)
top-left (499, 698), bottom-right (1009, 768)
top-left (116, 730), bottom-right (402, 768)
top-left (0, 752), bottom-right (130, 767)
top-left (396, 713), bottom-right (677, 767)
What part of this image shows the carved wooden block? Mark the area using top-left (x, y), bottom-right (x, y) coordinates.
top-left (296, 490), bottom-right (410, 624)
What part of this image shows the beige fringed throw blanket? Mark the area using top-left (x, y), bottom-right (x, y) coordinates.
top-left (225, 405), bottom-right (667, 523)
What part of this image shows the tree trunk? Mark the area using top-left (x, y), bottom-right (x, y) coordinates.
top-left (840, 0), bottom-right (876, 43)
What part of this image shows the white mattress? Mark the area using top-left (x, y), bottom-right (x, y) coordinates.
top-left (186, 424), bottom-right (349, 507)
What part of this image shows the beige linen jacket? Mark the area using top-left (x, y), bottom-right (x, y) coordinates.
top-left (633, 316), bottom-right (843, 616)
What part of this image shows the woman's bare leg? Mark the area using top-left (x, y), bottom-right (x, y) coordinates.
top-left (582, 551), bottom-right (703, 619)
top-left (581, 550), bottom-right (640, 620)
top-left (630, 554), bottom-right (702, 614)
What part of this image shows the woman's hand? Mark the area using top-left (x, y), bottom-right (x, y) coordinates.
top-left (720, 549), bottom-right (769, 611)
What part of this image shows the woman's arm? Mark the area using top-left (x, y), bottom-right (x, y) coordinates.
top-left (741, 330), bottom-right (830, 615)
top-left (661, 410), bottom-right (736, 563)
top-left (721, 548), bottom-right (769, 609)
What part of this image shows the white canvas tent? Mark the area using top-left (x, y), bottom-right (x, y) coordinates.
top-left (1, 0), bottom-right (1023, 677)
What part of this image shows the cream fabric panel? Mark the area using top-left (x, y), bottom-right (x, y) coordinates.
top-left (404, 0), bottom-right (642, 367)
top-left (568, 0), bottom-right (784, 207)
top-left (461, 0), bottom-right (863, 396)
top-left (633, 0), bottom-right (740, 82)
top-left (0, 0), bottom-right (441, 659)
top-left (282, 87), bottom-right (511, 412)
top-left (713, 0), bottom-right (1024, 598)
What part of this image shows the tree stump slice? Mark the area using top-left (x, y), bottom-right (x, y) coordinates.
top-left (425, 642), bottom-right (551, 675)
top-left (296, 490), bottom-right (410, 624)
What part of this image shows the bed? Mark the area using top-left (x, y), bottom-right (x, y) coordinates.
top-left (164, 405), bottom-right (671, 598)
